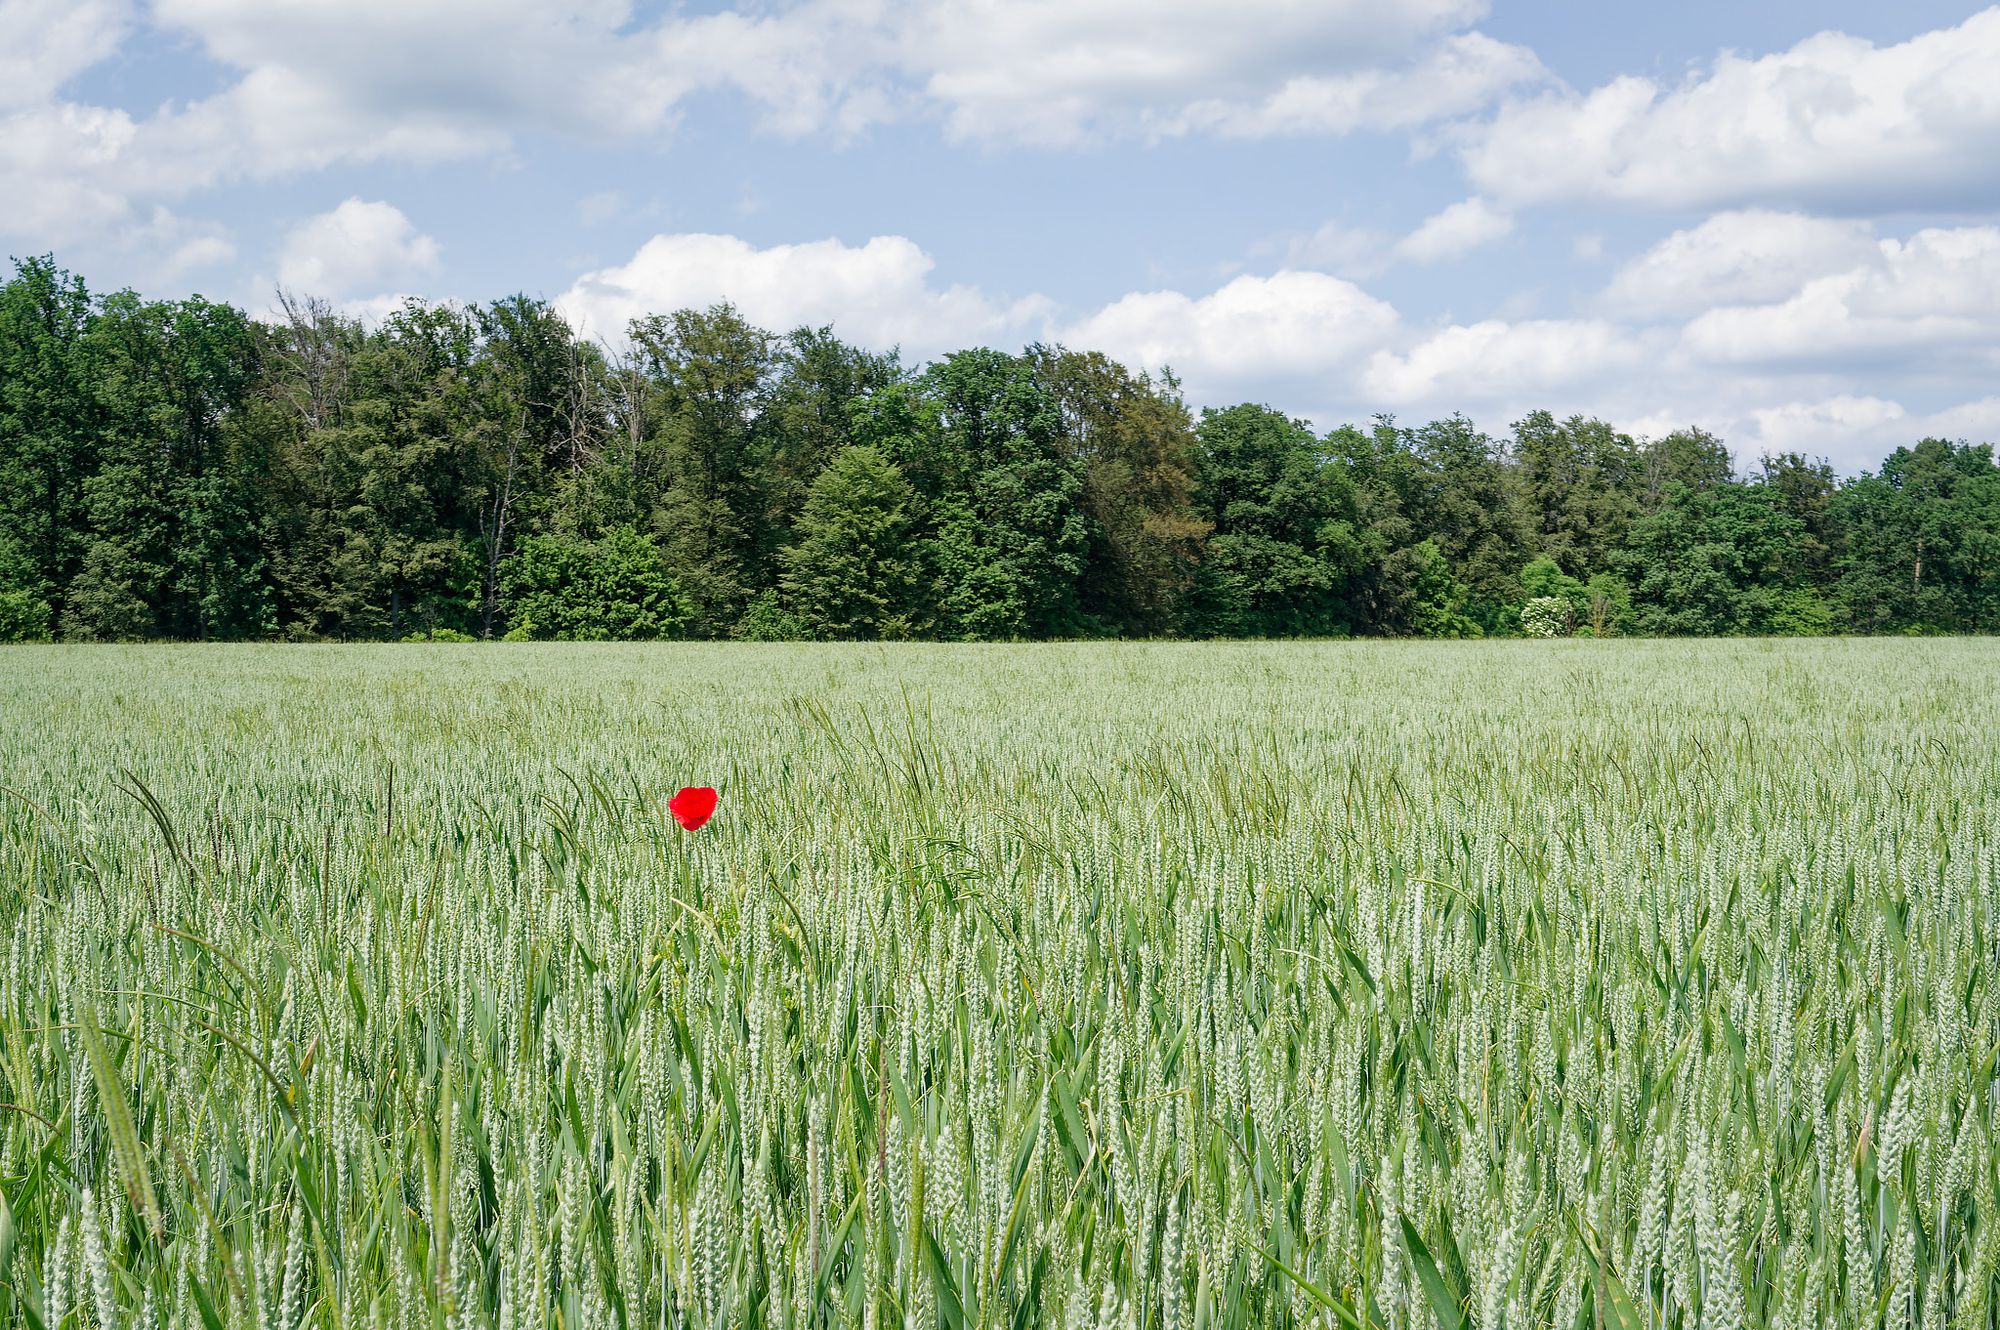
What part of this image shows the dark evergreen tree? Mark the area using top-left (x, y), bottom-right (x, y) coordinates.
top-left (779, 445), bottom-right (921, 639)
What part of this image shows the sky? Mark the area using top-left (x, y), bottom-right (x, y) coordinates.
top-left (6, 0), bottom-right (2000, 472)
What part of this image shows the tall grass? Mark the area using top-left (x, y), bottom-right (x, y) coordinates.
top-left (1, 639), bottom-right (1996, 1329)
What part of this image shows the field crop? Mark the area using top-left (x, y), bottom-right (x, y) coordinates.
top-left (2, 640), bottom-right (1997, 1329)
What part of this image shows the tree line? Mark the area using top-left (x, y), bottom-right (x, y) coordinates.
top-left (2, 255), bottom-right (1996, 643)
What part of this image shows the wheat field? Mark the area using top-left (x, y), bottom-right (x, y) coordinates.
top-left (2, 640), bottom-right (1996, 1329)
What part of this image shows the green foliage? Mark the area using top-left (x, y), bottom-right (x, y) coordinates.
top-left (1581, 570), bottom-right (1632, 636)
top-left (1621, 482), bottom-right (1812, 635)
top-left (1767, 585), bottom-right (1836, 636)
top-left (400, 627), bottom-right (478, 643)
top-left (6, 258), bottom-right (2000, 642)
top-left (0, 257), bottom-right (97, 623)
top-left (1187, 404), bottom-right (1360, 636)
top-left (1831, 439), bottom-right (2000, 633)
top-left (1641, 426), bottom-right (1734, 507)
top-left (1520, 554), bottom-right (1583, 603)
top-left (1396, 538), bottom-right (1482, 637)
top-left (918, 350), bottom-right (1090, 639)
top-left (499, 525), bottom-right (689, 640)
top-left (1511, 409), bottom-right (1644, 574)
top-left (778, 445), bottom-right (922, 639)
top-left (61, 539), bottom-right (152, 640)
top-left (1030, 347), bottom-right (1208, 636)
top-left (0, 589), bottom-right (52, 641)
top-left (732, 589), bottom-right (807, 641)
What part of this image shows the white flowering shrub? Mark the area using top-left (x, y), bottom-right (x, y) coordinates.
top-left (1520, 595), bottom-right (1573, 637)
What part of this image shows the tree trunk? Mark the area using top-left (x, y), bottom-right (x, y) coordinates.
top-left (481, 418), bottom-right (523, 639)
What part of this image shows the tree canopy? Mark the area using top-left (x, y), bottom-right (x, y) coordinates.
top-left (4, 255), bottom-right (1998, 642)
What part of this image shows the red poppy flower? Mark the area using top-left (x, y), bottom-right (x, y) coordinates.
top-left (669, 786), bottom-right (718, 831)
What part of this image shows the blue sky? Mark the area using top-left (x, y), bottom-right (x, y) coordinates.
top-left (7, 0), bottom-right (2000, 471)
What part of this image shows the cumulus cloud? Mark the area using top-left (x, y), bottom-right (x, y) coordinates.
top-left (278, 199), bottom-right (440, 298)
top-left (1461, 8), bottom-right (2000, 212)
top-left (1393, 197), bottom-right (1513, 264)
top-left (1600, 211), bottom-right (1879, 317)
top-left (560, 236), bottom-right (1406, 409)
top-left (894, 0), bottom-right (1508, 143)
top-left (1363, 318), bottom-right (1651, 406)
top-left (1679, 225), bottom-right (2000, 367)
top-left (2, 0), bottom-right (1539, 262)
top-left (1110, 31), bottom-right (1544, 142)
top-left (1260, 220), bottom-right (1396, 276)
top-left (0, 0), bottom-right (130, 111)
top-left (1058, 271), bottom-right (1400, 389)
top-left (1745, 395), bottom-right (2000, 468)
top-left (556, 232), bottom-right (1048, 359)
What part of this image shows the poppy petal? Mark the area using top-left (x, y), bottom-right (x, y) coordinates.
top-left (669, 785), bottom-right (718, 831)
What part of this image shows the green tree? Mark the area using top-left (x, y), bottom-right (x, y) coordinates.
top-left (1031, 346), bottom-right (1209, 636)
top-left (751, 327), bottom-right (902, 576)
top-left (1756, 451), bottom-right (1840, 586)
top-left (0, 534), bottom-right (51, 639)
top-left (779, 445), bottom-right (922, 639)
top-left (1398, 539), bottom-right (1481, 638)
top-left (1187, 405), bottom-right (1362, 637)
top-left (1619, 483), bottom-right (1810, 635)
top-left (1407, 414), bottom-right (1532, 631)
top-left (1641, 427), bottom-right (1734, 510)
top-left (500, 525), bottom-right (689, 640)
top-left (471, 295), bottom-right (599, 634)
top-left (0, 257), bottom-right (98, 624)
top-left (629, 304), bottom-right (773, 635)
top-left (264, 302), bottom-right (483, 639)
top-left (913, 349), bottom-right (1090, 639)
top-left (1510, 411), bottom-right (1645, 575)
top-left (75, 291), bottom-right (269, 639)
top-left (1829, 440), bottom-right (2000, 633)
top-left (62, 540), bottom-right (151, 640)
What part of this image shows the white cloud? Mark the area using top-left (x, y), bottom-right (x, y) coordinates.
top-left (1462, 8), bottom-right (2000, 212)
top-left (140, 208), bottom-right (237, 282)
top-left (0, 102), bottom-right (142, 238)
top-left (2, 0), bottom-right (1536, 259)
top-left (1601, 211), bottom-right (1878, 317)
top-left (897, 0), bottom-right (1502, 143)
top-left (1744, 394), bottom-right (2000, 467)
top-left (1, 0), bottom-right (687, 251)
top-left (0, 0), bottom-right (130, 110)
top-left (560, 241), bottom-right (1404, 406)
top-left (278, 199), bottom-right (440, 297)
top-left (1393, 196), bottom-right (1512, 264)
top-left (1262, 194), bottom-right (1515, 279)
top-left (1263, 221), bottom-right (1395, 277)
top-left (1747, 394), bottom-right (1910, 457)
top-left (1362, 318), bottom-right (1651, 406)
top-left (1680, 225), bottom-right (2000, 366)
top-left (135, 0), bottom-right (1530, 163)
top-left (154, 0), bottom-right (678, 150)
top-left (556, 232), bottom-right (1047, 359)
top-left (1147, 32), bottom-right (1544, 141)
top-left (1059, 271), bottom-right (1400, 387)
